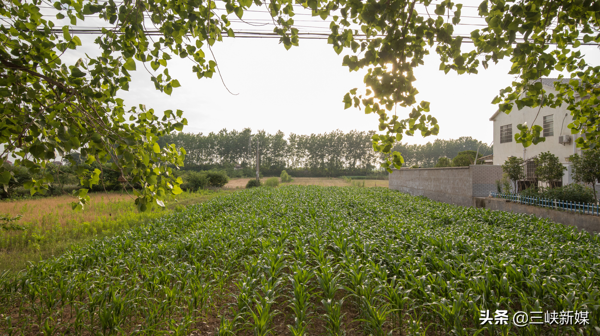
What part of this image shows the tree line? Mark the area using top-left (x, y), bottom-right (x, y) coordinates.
top-left (392, 137), bottom-right (493, 168)
top-left (158, 129), bottom-right (493, 176)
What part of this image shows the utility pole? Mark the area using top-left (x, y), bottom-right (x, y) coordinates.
top-left (250, 135), bottom-right (260, 184)
top-left (256, 139), bottom-right (260, 184)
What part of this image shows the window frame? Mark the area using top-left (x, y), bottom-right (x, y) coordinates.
top-left (543, 114), bottom-right (554, 137)
top-left (500, 124), bottom-right (513, 144)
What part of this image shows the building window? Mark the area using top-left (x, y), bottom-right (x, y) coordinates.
top-left (543, 115), bottom-right (554, 137)
top-left (500, 124), bottom-right (512, 143)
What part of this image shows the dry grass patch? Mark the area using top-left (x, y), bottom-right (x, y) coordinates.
top-left (0, 190), bottom-right (233, 271)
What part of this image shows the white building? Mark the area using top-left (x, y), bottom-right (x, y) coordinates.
top-left (489, 78), bottom-right (588, 187)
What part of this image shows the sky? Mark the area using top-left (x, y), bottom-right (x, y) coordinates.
top-left (55, 1), bottom-right (600, 146)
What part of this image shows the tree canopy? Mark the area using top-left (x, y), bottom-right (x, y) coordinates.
top-left (1, 0), bottom-right (598, 210)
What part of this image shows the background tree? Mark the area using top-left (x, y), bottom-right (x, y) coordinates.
top-left (435, 157), bottom-right (451, 168)
top-left (569, 148), bottom-right (600, 203)
top-left (533, 152), bottom-right (566, 190)
top-left (502, 156), bottom-right (525, 193)
top-left (391, 137), bottom-right (492, 168)
top-left (451, 150), bottom-right (477, 167)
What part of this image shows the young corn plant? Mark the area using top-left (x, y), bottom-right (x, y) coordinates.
top-left (287, 263), bottom-right (313, 336)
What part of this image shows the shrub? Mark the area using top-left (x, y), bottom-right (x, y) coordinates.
top-left (265, 177), bottom-right (279, 187)
top-left (452, 151), bottom-right (477, 167)
top-left (569, 147), bottom-right (600, 203)
top-left (205, 170), bottom-right (229, 187)
top-left (495, 174), bottom-right (513, 193)
top-left (246, 179), bottom-right (261, 188)
top-left (520, 183), bottom-right (595, 204)
top-left (182, 172), bottom-right (209, 191)
top-left (280, 170), bottom-right (292, 183)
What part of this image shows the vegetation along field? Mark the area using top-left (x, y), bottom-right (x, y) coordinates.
top-left (0, 186), bottom-right (598, 335)
top-left (224, 177), bottom-right (389, 189)
top-left (0, 190), bottom-right (230, 272)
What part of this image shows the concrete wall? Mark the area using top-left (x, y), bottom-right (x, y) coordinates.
top-left (389, 165), bottom-right (503, 207)
top-left (478, 197), bottom-right (600, 234)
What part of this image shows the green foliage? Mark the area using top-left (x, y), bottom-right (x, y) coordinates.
top-left (159, 129), bottom-right (380, 175)
top-left (520, 184), bottom-right (595, 204)
top-left (533, 152), bottom-right (566, 189)
top-left (280, 170), bottom-right (292, 183)
top-left (88, 163), bottom-right (124, 192)
top-left (205, 171), bottom-right (229, 188)
top-left (0, 214), bottom-right (24, 231)
top-left (569, 148), bottom-right (600, 202)
top-left (2, 0), bottom-right (597, 204)
top-left (495, 174), bottom-right (513, 194)
top-left (181, 172), bottom-right (209, 192)
top-left (0, 164), bottom-right (32, 198)
top-left (351, 180), bottom-right (366, 187)
top-left (502, 157), bottom-right (525, 192)
top-left (264, 177), bottom-right (279, 188)
top-left (1, 187), bottom-right (599, 334)
top-left (246, 179), bottom-right (262, 188)
top-left (451, 150), bottom-right (477, 167)
top-left (434, 157), bottom-right (451, 168)
top-left (392, 137), bottom-right (493, 168)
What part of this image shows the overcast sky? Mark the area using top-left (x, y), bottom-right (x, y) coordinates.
top-left (56, 2), bottom-right (600, 146)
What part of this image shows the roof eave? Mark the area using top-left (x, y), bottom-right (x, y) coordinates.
top-left (489, 109), bottom-right (501, 121)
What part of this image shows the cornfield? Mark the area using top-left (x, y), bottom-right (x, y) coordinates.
top-left (0, 186), bottom-right (597, 335)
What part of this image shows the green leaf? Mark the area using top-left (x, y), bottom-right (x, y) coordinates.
top-left (0, 171), bottom-right (11, 185)
top-left (170, 79), bottom-right (181, 88)
top-left (71, 67), bottom-right (86, 78)
top-left (30, 144), bottom-right (45, 159)
top-left (62, 25), bottom-right (71, 41)
top-left (153, 143), bottom-right (160, 153)
top-left (124, 58), bottom-right (136, 71)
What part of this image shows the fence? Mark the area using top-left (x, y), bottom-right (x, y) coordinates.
top-left (490, 192), bottom-right (600, 216)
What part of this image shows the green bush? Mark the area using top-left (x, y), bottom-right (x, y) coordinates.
top-left (182, 172), bottom-right (209, 191)
top-left (265, 177), bottom-right (279, 187)
top-left (280, 170), bottom-right (292, 183)
top-left (452, 151), bottom-right (477, 167)
top-left (246, 179), bottom-right (261, 188)
top-left (205, 170), bottom-right (229, 187)
top-left (520, 183), bottom-right (595, 204)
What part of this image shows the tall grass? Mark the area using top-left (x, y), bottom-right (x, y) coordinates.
top-left (0, 190), bottom-right (229, 271)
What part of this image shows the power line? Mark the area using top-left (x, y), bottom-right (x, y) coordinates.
top-left (41, 28), bottom-right (596, 45)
